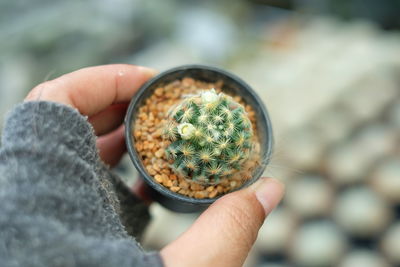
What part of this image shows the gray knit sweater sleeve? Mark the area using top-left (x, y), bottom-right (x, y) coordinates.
top-left (0, 101), bottom-right (163, 267)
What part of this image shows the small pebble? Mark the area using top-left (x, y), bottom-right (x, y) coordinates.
top-left (209, 190), bottom-right (218, 198)
top-left (164, 179), bottom-right (173, 188)
top-left (180, 179), bottom-right (189, 189)
top-left (154, 175), bottom-right (163, 183)
top-left (146, 166), bottom-right (156, 176)
top-left (155, 149), bottom-right (164, 158)
top-left (170, 186), bottom-right (180, 192)
top-left (194, 191), bottom-right (206, 199)
top-left (206, 186), bottom-right (214, 192)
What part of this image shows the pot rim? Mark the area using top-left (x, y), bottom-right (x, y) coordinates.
top-left (125, 64), bottom-right (273, 205)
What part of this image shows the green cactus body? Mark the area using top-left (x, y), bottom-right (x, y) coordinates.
top-left (163, 89), bottom-right (253, 185)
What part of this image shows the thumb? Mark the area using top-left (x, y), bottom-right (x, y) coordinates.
top-left (161, 178), bottom-right (285, 267)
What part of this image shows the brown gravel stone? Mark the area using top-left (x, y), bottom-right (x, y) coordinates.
top-left (154, 87), bottom-right (164, 96)
top-left (132, 78), bottom-right (261, 199)
top-left (154, 174), bottom-right (163, 183)
top-left (134, 130), bottom-right (141, 139)
top-left (178, 189), bottom-right (187, 195)
top-left (209, 190), bottom-right (218, 198)
top-left (206, 186), bottom-right (215, 192)
top-left (164, 179), bottom-right (173, 188)
top-left (217, 185), bottom-right (224, 193)
top-left (190, 183), bottom-right (204, 191)
top-left (161, 169), bottom-right (170, 175)
top-left (179, 179), bottom-right (189, 189)
top-left (230, 181), bottom-right (238, 188)
top-left (135, 143), bottom-right (143, 152)
top-left (170, 186), bottom-right (180, 192)
top-left (152, 163), bottom-right (160, 172)
top-left (194, 191), bottom-right (206, 199)
top-left (146, 165), bottom-right (156, 176)
top-left (161, 173), bottom-right (169, 182)
top-left (155, 149), bottom-right (164, 158)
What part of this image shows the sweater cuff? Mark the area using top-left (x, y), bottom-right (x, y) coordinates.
top-left (1, 101), bottom-right (98, 166)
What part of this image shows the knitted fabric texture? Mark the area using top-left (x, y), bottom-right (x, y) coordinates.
top-left (0, 101), bottom-right (163, 267)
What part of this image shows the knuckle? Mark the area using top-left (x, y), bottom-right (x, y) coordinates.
top-left (26, 81), bottom-right (54, 100)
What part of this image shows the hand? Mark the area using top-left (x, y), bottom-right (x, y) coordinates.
top-left (161, 177), bottom-right (284, 267)
top-left (25, 65), bottom-right (285, 267)
top-left (25, 64), bottom-right (156, 167)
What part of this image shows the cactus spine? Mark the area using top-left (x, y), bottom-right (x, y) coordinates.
top-left (163, 89), bottom-right (253, 185)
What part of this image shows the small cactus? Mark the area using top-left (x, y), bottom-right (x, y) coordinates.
top-left (163, 89), bottom-right (253, 185)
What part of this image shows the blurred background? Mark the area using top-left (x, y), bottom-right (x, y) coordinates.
top-left (1, 0), bottom-right (400, 266)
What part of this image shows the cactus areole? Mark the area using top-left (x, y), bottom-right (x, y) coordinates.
top-left (163, 89), bottom-right (254, 185)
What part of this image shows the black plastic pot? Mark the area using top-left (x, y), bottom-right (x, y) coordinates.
top-left (125, 64), bottom-right (273, 213)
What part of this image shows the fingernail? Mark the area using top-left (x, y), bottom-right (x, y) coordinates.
top-left (254, 178), bottom-right (285, 215)
top-left (138, 66), bottom-right (158, 77)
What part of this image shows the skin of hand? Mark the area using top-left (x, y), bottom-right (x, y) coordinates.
top-left (25, 64), bottom-right (285, 267)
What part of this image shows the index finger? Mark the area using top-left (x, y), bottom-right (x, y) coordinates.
top-left (26, 64), bottom-right (156, 116)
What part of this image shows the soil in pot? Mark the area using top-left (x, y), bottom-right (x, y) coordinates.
top-left (132, 77), bottom-right (261, 199)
